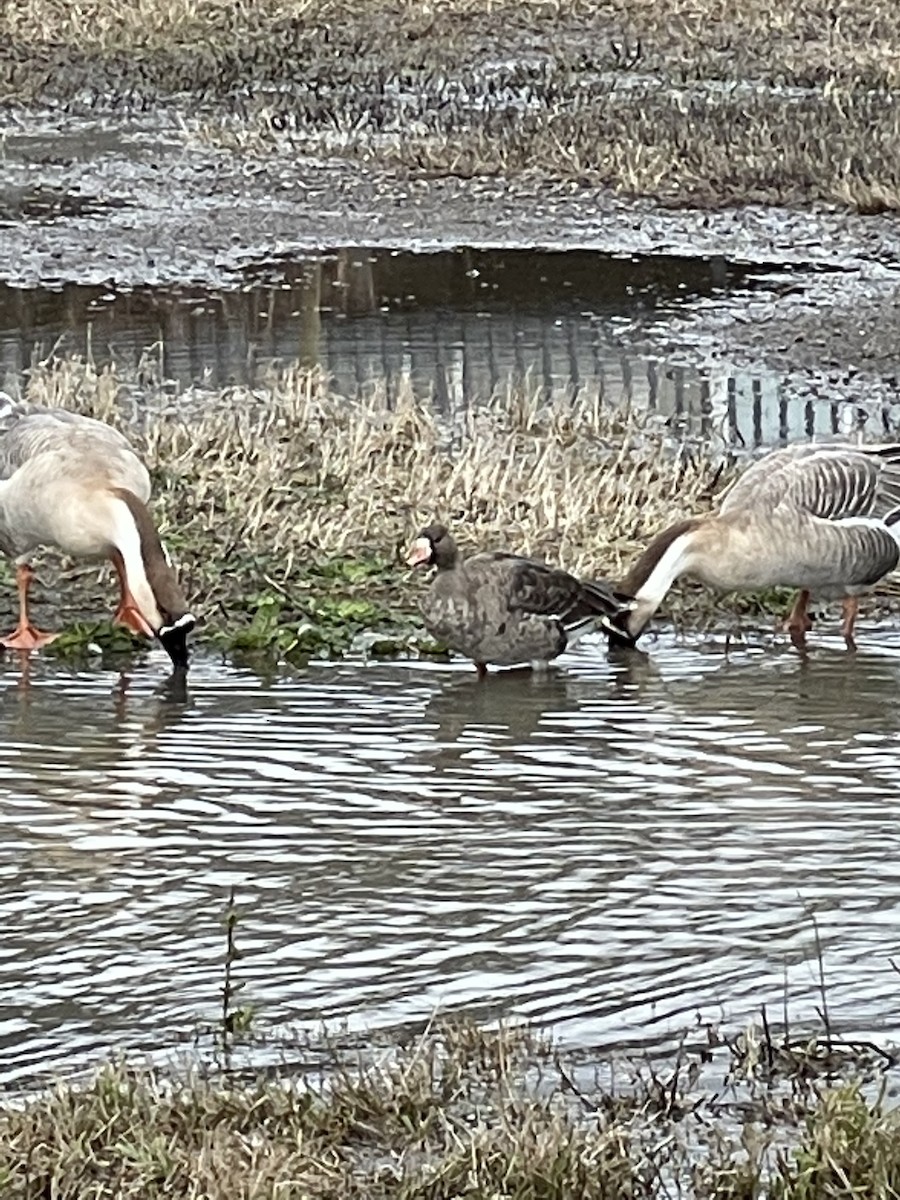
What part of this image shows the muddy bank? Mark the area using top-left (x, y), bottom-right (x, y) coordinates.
top-left (3, 110), bottom-right (900, 396)
top-left (5, 112), bottom-right (900, 288)
top-left (5, 105), bottom-right (900, 393)
top-left (6, 0), bottom-right (900, 213)
top-left (4, 0), bottom-right (900, 389)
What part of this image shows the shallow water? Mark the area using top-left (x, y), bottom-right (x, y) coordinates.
top-left (3, 629), bottom-right (900, 1085)
top-left (1, 244), bottom-right (888, 446)
top-left (0, 246), bottom-right (850, 448)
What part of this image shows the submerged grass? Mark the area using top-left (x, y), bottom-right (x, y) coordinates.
top-left (8, 354), bottom-right (738, 660)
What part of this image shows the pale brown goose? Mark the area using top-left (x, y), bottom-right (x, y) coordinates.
top-left (607, 441), bottom-right (900, 649)
top-left (0, 395), bottom-right (195, 668)
top-left (407, 523), bottom-right (632, 676)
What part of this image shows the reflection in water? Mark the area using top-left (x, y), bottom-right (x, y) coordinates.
top-left (0, 246), bottom-right (860, 447)
top-left (2, 633), bottom-right (900, 1083)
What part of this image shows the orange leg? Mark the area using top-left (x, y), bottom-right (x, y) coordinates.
top-left (841, 596), bottom-right (859, 648)
top-left (0, 563), bottom-right (58, 651)
top-left (110, 550), bottom-right (154, 638)
top-left (783, 589), bottom-right (813, 648)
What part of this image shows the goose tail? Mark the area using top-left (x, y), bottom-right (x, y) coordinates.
top-left (579, 576), bottom-right (637, 618)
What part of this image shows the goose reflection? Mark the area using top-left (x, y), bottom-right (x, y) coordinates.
top-left (0, 658), bottom-right (194, 810)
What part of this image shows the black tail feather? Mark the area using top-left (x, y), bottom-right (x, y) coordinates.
top-left (579, 576), bottom-right (636, 618)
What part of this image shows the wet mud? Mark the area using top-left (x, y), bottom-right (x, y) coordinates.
top-left (1, 111), bottom-right (900, 407)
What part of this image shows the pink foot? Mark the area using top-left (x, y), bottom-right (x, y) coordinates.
top-left (0, 625), bottom-right (58, 650)
top-left (113, 603), bottom-right (153, 639)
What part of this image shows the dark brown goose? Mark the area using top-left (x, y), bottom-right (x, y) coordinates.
top-left (407, 523), bottom-right (632, 676)
top-left (606, 441), bottom-right (900, 650)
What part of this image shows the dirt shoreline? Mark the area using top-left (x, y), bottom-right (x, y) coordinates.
top-left (2, 109), bottom-right (900, 391)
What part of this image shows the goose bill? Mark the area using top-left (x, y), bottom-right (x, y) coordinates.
top-left (159, 619), bottom-right (194, 670)
top-left (406, 537), bottom-right (433, 567)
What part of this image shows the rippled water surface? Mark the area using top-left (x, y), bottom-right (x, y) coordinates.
top-left (3, 631), bottom-right (900, 1084)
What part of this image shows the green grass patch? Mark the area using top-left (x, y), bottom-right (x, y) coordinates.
top-left (43, 621), bottom-right (147, 660)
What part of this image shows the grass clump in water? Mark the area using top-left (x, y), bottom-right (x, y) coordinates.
top-left (0, 1022), bottom-right (639, 1199)
top-left (773, 1084), bottom-right (900, 1199)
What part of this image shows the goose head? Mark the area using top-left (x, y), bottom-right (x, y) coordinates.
top-left (407, 523), bottom-right (458, 570)
top-left (607, 518), bottom-right (706, 645)
top-left (115, 584), bottom-right (195, 669)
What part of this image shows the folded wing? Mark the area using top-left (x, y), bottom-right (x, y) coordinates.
top-left (719, 443), bottom-right (900, 522)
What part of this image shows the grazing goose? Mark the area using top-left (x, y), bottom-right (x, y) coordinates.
top-left (0, 396), bottom-right (195, 668)
top-left (607, 441), bottom-right (900, 649)
top-left (407, 523), bottom-right (632, 676)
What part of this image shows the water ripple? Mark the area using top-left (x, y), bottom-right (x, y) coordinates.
top-left (1, 630), bottom-right (900, 1081)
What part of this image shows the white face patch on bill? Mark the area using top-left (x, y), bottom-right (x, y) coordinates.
top-left (406, 537), bottom-right (433, 567)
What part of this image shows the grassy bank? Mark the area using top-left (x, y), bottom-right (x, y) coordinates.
top-left (4, 0), bottom-right (900, 209)
top-left (6, 354), bottom-right (744, 662)
top-left (2, 1015), bottom-right (900, 1198)
top-left (9, 354), bottom-right (900, 662)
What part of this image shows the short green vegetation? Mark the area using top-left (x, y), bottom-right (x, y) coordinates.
top-left (45, 622), bottom-right (147, 660)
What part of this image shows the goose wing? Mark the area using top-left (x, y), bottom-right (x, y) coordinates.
top-left (0, 398), bottom-right (135, 480)
top-left (503, 556), bottom-right (585, 618)
top-left (479, 553), bottom-right (624, 621)
top-left (719, 443), bottom-right (900, 522)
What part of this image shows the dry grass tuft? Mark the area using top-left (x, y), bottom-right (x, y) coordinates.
top-left (0, 1021), bottom-right (639, 1199)
top-left (15, 354), bottom-right (726, 653)
top-left (2, 1013), bottom-right (900, 1198)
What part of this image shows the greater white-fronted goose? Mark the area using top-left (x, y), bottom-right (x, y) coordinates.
top-left (0, 396), bottom-right (195, 668)
top-left (407, 522), bottom-right (632, 676)
top-left (608, 441), bottom-right (900, 649)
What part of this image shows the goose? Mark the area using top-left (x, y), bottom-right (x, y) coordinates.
top-left (0, 395), bottom-right (195, 668)
top-left (607, 441), bottom-right (900, 649)
top-left (407, 522), bottom-right (632, 676)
